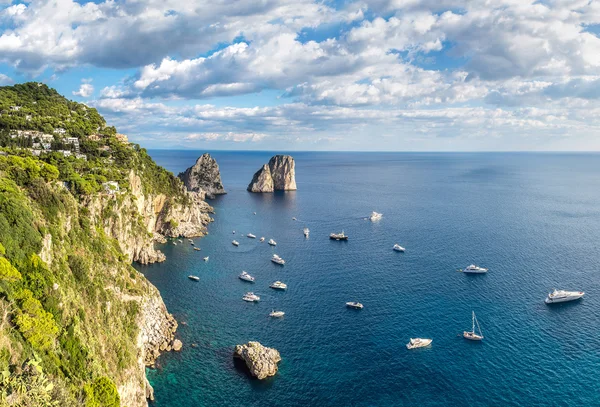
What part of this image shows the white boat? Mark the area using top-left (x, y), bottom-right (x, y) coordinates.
top-left (269, 310), bottom-right (285, 318)
top-left (270, 281), bottom-right (287, 290)
top-left (247, 233), bottom-right (256, 239)
top-left (203, 256), bottom-right (209, 261)
top-left (193, 247), bottom-right (201, 251)
top-left (545, 289), bottom-right (585, 304)
top-left (172, 242), bottom-right (177, 245)
top-left (271, 254), bottom-right (285, 265)
top-left (369, 211), bottom-right (383, 221)
top-left (268, 239), bottom-right (277, 246)
top-left (346, 302), bottom-right (363, 309)
top-left (232, 240), bottom-right (239, 246)
top-left (242, 292), bottom-right (260, 302)
top-left (232, 230), bottom-right (235, 234)
top-left (239, 271), bottom-right (255, 282)
top-left (463, 311), bottom-right (484, 341)
top-left (188, 275), bottom-right (200, 281)
top-left (462, 264), bottom-right (488, 274)
top-left (393, 244), bottom-right (405, 252)
top-left (304, 228), bottom-right (309, 237)
top-left (260, 237), bottom-right (265, 242)
top-left (406, 338), bottom-right (432, 349)
top-left (178, 239), bottom-right (183, 243)
top-left (330, 231), bottom-right (348, 241)
top-left (292, 217), bottom-right (297, 221)
top-left (253, 212), bottom-right (257, 215)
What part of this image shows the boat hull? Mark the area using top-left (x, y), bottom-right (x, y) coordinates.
top-left (406, 339), bottom-right (432, 349)
top-left (463, 332), bottom-right (483, 341)
top-left (330, 236), bottom-right (349, 241)
top-left (462, 269), bottom-right (487, 274)
top-left (545, 294), bottom-right (584, 304)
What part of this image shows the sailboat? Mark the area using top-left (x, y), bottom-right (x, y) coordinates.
top-left (463, 311), bottom-right (484, 341)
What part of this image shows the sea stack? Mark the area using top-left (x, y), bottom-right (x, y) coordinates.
top-left (247, 155), bottom-right (297, 192)
top-left (178, 153), bottom-right (226, 198)
top-left (234, 341), bottom-right (281, 380)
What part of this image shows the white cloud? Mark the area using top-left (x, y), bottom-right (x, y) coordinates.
top-left (73, 82), bottom-right (94, 98)
top-left (0, 73), bottom-right (12, 84)
top-left (185, 132), bottom-right (267, 142)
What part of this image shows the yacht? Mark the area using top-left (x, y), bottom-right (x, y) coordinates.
top-left (463, 311), bottom-right (484, 341)
top-left (268, 239), bottom-right (277, 246)
top-left (247, 233), bottom-right (256, 239)
top-left (545, 289), bottom-right (585, 304)
top-left (172, 242), bottom-right (177, 245)
top-left (462, 264), bottom-right (488, 274)
top-left (269, 310), bottom-right (285, 318)
top-left (271, 254), bottom-right (285, 265)
top-left (393, 244), bottom-right (405, 252)
top-left (242, 292), bottom-right (260, 302)
top-left (406, 338), bottom-right (432, 349)
top-left (188, 275), bottom-right (200, 282)
top-left (304, 228), bottom-right (310, 237)
top-left (178, 239), bottom-right (183, 243)
top-left (193, 247), bottom-right (201, 251)
top-left (370, 211), bottom-right (383, 221)
top-left (260, 237), bottom-right (265, 242)
top-left (232, 230), bottom-right (235, 234)
top-left (232, 240), bottom-right (239, 246)
top-left (346, 302), bottom-right (363, 309)
top-left (330, 231), bottom-right (349, 241)
top-left (203, 256), bottom-right (209, 262)
top-left (239, 271), bottom-right (255, 282)
top-left (270, 281), bottom-right (287, 290)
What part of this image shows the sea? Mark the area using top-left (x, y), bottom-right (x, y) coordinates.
top-left (136, 151), bottom-right (600, 407)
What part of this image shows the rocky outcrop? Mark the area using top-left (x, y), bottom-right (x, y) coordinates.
top-left (139, 293), bottom-right (179, 367)
top-left (85, 170), bottom-right (213, 264)
top-left (247, 155), bottom-right (296, 192)
top-left (234, 341), bottom-right (281, 379)
top-left (178, 153), bottom-right (226, 198)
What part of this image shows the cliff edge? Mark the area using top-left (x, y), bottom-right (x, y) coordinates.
top-left (178, 153), bottom-right (226, 198)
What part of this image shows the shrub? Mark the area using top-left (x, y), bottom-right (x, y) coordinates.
top-left (0, 258), bottom-right (21, 282)
top-left (88, 376), bottom-right (120, 407)
top-left (14, 289), bottom-right (59, 351)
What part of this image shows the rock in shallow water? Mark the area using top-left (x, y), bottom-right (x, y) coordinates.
top-left (234, 341), bottom-right (281, 380)
top-left (247, 155), bottom-right (296, 193)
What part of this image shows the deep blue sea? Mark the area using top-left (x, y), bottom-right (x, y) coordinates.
top-left (136, 151), bottom-right (600, 407)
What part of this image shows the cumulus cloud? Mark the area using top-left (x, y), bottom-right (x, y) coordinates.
top-left (0, 73), bottom-right (12, 84)
top-left (73, 82), bottom-right (94, 98)
top-left (185, 132), bottom-right (267, 142)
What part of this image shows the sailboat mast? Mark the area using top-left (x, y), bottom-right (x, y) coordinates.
top-left (472, 311), bottom-right (475, 333)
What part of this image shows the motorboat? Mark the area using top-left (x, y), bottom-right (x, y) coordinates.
top-left (232, 240), bottom-right (239, 246)
top-left (330, 231), bottom-right (348, 241)
top-left (292, 217), bottom-right (297, 221)
top-left (545, 289), bottom-right (584, 304)
top-left (233, 230), bottom-right (235, 234)
top-left (271, 254), bottom-right (285, 265)
top-left (253, 212), bottom-right (257, 215)
top-left (346, 302), bottom-right (363, 309)
top-left (269, 310), bottom-right (285, 318)
top-left (172, 242), bottom-right (177, 245)
top-left (268, 239), bottom-right (277, 246)
top-left (247, 233), bottom-right (256, 239)
top-left (270, 281), bottom-right (287, 290)
top-left (304, 228), bottom-right (310, 237)
top-left (188, 239), bottom-right (194, 243)
top-left (242, 292), bottom-right (260, 302)
top-left (239, 271), bottom-right (255, 282)
top-left (463, 311), bottom-right (484, 341)
top-left (188, 275), bottom-right (200, 281)
top-left (393, 244), bottom-right (405, 252)
top-left (406, 338), bottom-right (432, 349)
top-left (370, 211), bottom-right (382, 221)
top-left (462, 264), bottom-right (488, 274)
top-left (260, 237), bottom-right (265, 242)
top-left (178, 239), bottom-right (183, 243)
top-left (203, 256), bottom-right (209, 261)
top-left (193, 247), bottom-right (201, 251)
top-left (190, 242), bottom-right (195, 246)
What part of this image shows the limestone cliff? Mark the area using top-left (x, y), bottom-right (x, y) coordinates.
top-left (247, 155), bottom-right (297, 192)
top-left (178, 153), bottom-right (226, 198)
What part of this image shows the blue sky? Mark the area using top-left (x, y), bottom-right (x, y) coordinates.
top-left (1, 0), bottom-right (600, 151)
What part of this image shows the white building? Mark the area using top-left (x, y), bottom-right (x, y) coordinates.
top-left (54, 128), bottom-right (67, 135)
top-left (102, 181), bottom-right (120, 194)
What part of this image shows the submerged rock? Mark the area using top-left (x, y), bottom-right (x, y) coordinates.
top-left (178, 153), bottom-right (226, 198)
top-left (247, 155), bottom-right (296, 192)
top-left (234, 341), bottom-right (281, 379)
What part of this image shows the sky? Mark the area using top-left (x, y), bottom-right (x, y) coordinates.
top-left (1, 0), bottom-right (600, 151)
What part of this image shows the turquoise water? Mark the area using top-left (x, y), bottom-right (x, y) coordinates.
top-left (137, 152), bottom-right (600, 406)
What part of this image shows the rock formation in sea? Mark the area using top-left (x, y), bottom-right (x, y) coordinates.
top-left (234, 341), bottom-right (281, 379)
top-left (247, 155), bottom-right (297, 192)
top-left (178, 153), bottom-right (226, 198)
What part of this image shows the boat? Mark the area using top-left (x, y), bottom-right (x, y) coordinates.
top-left (232, 240), bottom-right (239, 246)
top-left (271, 254), bottom-right (285, 265)
top-left (463, 311), bottom-right (484, 341)
top-left (268, 239), bottom-right (277, 246)
top-left (188, 239), bottom-right (194, 243)
top-left (253, 212), bottom-right (257, 215)
top-left (247, 233), bottom-right (256, 239)
top-left (369, 211), bottom-right (383, 221)
top-left (194, 247), bottom-right (201, 251)
top-left (260, 237), bottom-right (265, 242)
top-left (462, 264), bottom-right (488, 274)
top-left (203, 256), bottom-right (209, 261)
top-left (269, 310), bottom-right (285, 318)
top-left (346, 302), bottom-right (363, 309)
top-left (188, 275), bottom-right (200, 281)
top-left (178, 239), bottom-right (183, 243)
top-left (304, 228), bottom-right (309, 237)
top-left (393, 244), bottom-right (405, 252)
top-left (190, 242), bottom-right (195, 246)
top-left (292, 217), bottom-right (297, 221)
top-left (239, 271), bottom-right (255, 282)
top-left (545, 289), bottom-right (585, 304)
top-left (406, 338), bottom-right (432, 349)
top-left (330, 231), bottom-right (348, 241)
top-left (270, 281), bottom-right (287, 290)
top-left (233, 230), bottom-right (235, 234)
top-left (172, 242), bottom-right (177, 245)
top-left (242, 292), bottom-right (260, 302)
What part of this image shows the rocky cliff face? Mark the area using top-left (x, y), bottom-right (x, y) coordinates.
top-left (234, 341), bottom-right (281, 380)
top-left (247, 155), bottom-right (297, 192)
top-left (85, 170), bottom-right (213, 264)
top-left (178, 153), bottom-right (226, 198)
